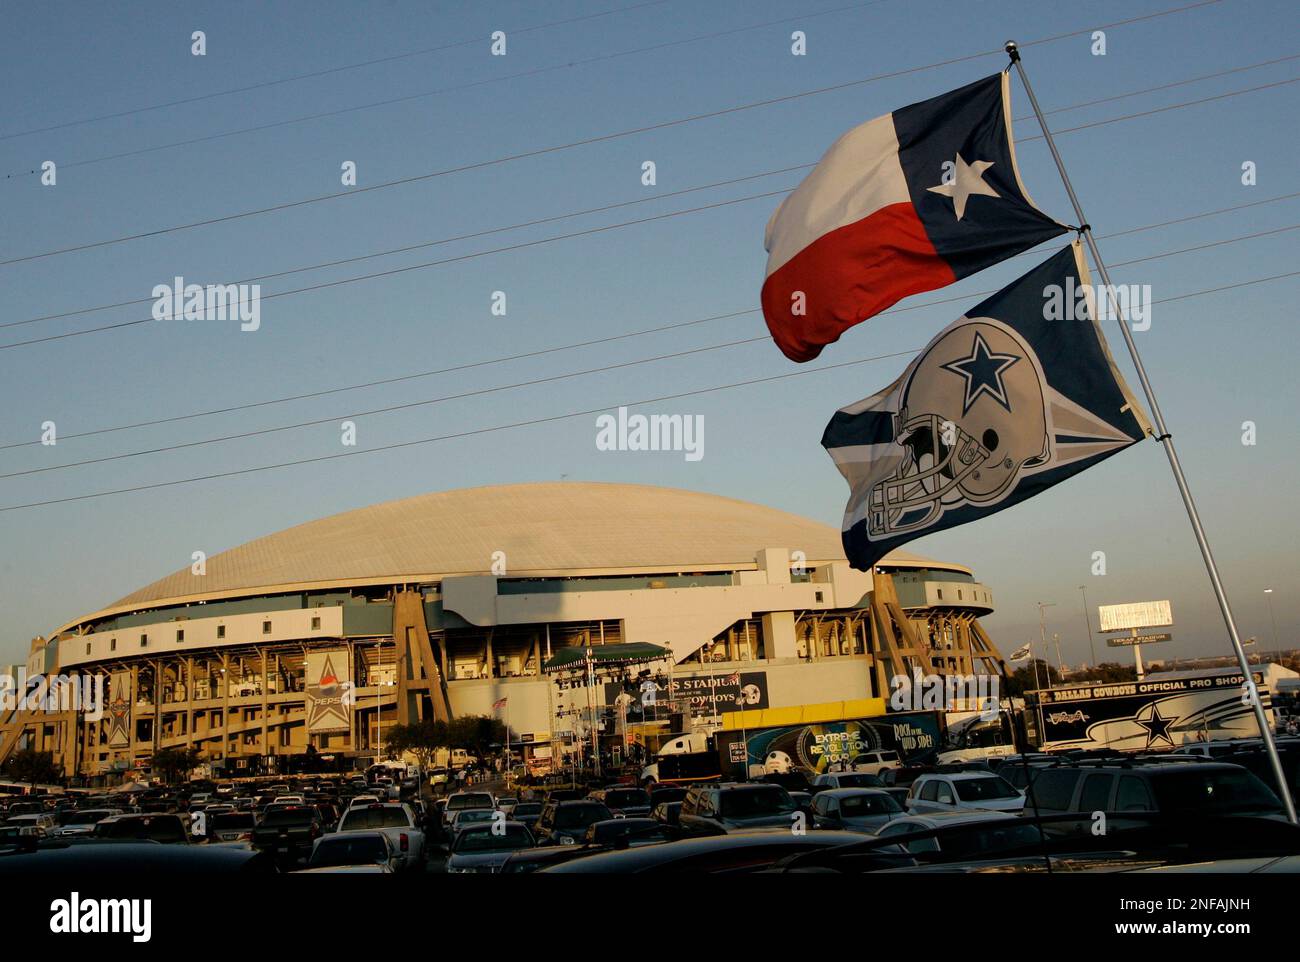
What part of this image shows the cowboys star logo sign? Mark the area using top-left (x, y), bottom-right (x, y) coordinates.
top-left (822, 243), bottom-right (1152, 572)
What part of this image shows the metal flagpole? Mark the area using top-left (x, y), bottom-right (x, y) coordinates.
top-left (1006, 41), bottom-right (1297, 824)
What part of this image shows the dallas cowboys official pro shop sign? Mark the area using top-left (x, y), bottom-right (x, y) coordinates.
top-left (1028, 672), bottom-right (1270, 752)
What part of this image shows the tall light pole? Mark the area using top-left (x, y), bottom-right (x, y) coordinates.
top-left (1037, 603), bottom-right (1056, 685)
top-left (1264, 589), bottom-right (1280, 652)
top-left (1079, 585), bottom-right (1098, 671)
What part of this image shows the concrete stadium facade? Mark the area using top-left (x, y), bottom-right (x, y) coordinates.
top-left (2, 482), bottom-right (1000, 782)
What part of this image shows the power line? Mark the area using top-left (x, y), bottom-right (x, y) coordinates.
top-left (0, 336), bottom-right (772, 479)
top-left (0, 0), bottom-right (1224, 268)
top-left (1018, 53), bottom-right (1300, 120)
top-left (0, 186), bottom-right (795, 350)
top-left (0, 311), bottom-right (757, 450)
top-left (11, 52), bottom-right (1294, 334)
top-left (0, 0), bottom-right (674, 142)
top-left (6, 224), bottom-right (1293, 478)
top-left (1, 266), bottom-right (1293, 514)
top-left (6, 77), bottom-right (1294, 354)
top-left (2, 1), bottom-right (887, 181)
top-left (1, 166), bottom-right (809, 331)
top-left (1018, 77), bottom-right (1299, 142)
top-left (2, 192), bottom-right (1294, 451)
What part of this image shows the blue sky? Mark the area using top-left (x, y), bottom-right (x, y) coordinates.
top-left (1, 0), bottom-right (1296, 667)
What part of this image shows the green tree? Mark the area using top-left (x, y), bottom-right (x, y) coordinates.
top-left (1, 748), bottom-right (60, 787)
top-left (1066, 662), bottom-right (1137, 684)
top-left (1002, 659), bottom-right (1062, 697)
top-left (151, 746), bottom-right (202, 785)
top-left (447, 714), bottom-right (506, 762)
top-left (384, 718), bottom-right (450, 771)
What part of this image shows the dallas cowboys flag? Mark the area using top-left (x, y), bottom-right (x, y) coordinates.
top-left (822, 241), bottom-right (1151, 570)
top-left (762, 72), bottom-right (1067, 363)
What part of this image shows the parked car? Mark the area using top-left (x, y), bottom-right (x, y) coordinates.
top-left (94, 813), bottom-right (190, 844)
top-left (540, 830), bottom-right (871, 873)
top-left (446, 809), bottom-right (497, 837)
top-left (208, 811), bottom-right (257, 843)
top-left (0, 840), bottom-right (279, 874)
top-left (875, 811), bottom-right (1050, 858)
top-left (906, 772), bottom-right (1025, 814)
top-left (582, 818), bottom-right (672, 849)
top-left (333, 802), bottom-right (425, 871)
top-left (652, 801), bottom-right (683, 827)
top-left (1023, 761), bottom-right (1286, 820)
top-left (50, 808), bottom-right (123, 838)
top-left (511, 801), bottom-right (543, 824)
top-left (787, 791), bottom-right (815, 820)
top-left (446, 821), bottom-right (536, 873)
top-left (534, 800), bottom-right (614, 845)
top-left (442, 791), bottom-right (496, 827)
top-left (4, 813), bottom-right (58, 834)
top-left (810, 788), bottom-right (904, 832)
top-left (588, 786), bottom-right (652, 817)
top-left (300, 831), bottom-right (399, 873)
top-left (848, 750), bottom-right (902, 775)
top-left (810, 772), bottom-right (885, 792)
top-left (678, 784), bottom-right (798, 836)
top-left (250, 806), bottom-right (323, 859)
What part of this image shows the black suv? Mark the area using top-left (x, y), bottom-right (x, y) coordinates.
top-left (94, 813), bottom-right (191, 844)
top-left (1023, 761), bottom-right (1285, 819)
top-left (678, 783), bottom-right (798, 836)
top-left (588, 787), bottom-right (652, 817)
top-left (534, 800), bottom-right (614, 845)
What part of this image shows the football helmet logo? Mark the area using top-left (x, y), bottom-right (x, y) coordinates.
top-left (868, 319), bottom-right (1051, 537)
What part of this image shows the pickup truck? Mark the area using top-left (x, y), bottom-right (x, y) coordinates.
top-left (251, 806), bottom-right (323, 859)
top-left (333, 802), bottom-right (425, 871)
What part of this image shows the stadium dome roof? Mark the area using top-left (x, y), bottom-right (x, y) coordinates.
top-left (73, 483), bottom-right (969, 625)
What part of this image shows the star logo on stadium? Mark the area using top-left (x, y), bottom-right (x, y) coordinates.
top-left (927, 153), bottom-right (1000, 220)
top-left (306, 654), bottom-right (350, 730)
top-left (107, 675), bottom-right (131, 744)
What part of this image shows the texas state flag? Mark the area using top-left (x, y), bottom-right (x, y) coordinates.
top-left (761, 72), bottom-right (1068, 362)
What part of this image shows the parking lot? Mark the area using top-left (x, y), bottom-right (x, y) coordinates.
top-left (5, 736), bottom-right (1298, 877)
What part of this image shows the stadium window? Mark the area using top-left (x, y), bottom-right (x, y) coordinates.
top-left (140, 634), bottom-right (148, 648)
top-left (937, 589), bottom-right (943, 600)
top-left (263, 620), bottom-right (272, 634)
top-left (176, 629), bottom-right (184, 642)
top-left (85, 643), bottom-right (91, 656)
top-left (217, 625), bottom-right (226, 639)
top-left (110, 638), bottom-right (117, 652)
top-left (815, 591), bottom-right (824, 603)
top-left (311, 616), bottom-right (321, 630)
top-left (958, 590), bottom-right (963, 600)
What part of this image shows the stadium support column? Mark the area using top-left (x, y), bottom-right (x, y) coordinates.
top-left (868, 572), bottom-right (928, 685)
top-left (260, 650), bottom-right (269, 764)
top-left (392, 589), bottom-right (451, 725)
top-left (185, 657), bottom-right (194, 749)
top-left (152, 660), bottom-right (161, 759)
top-left (129, 664), bottom-right (139, 773)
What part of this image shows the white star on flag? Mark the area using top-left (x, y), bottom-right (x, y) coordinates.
top-left (927, 153), bottom-right (999, 220)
